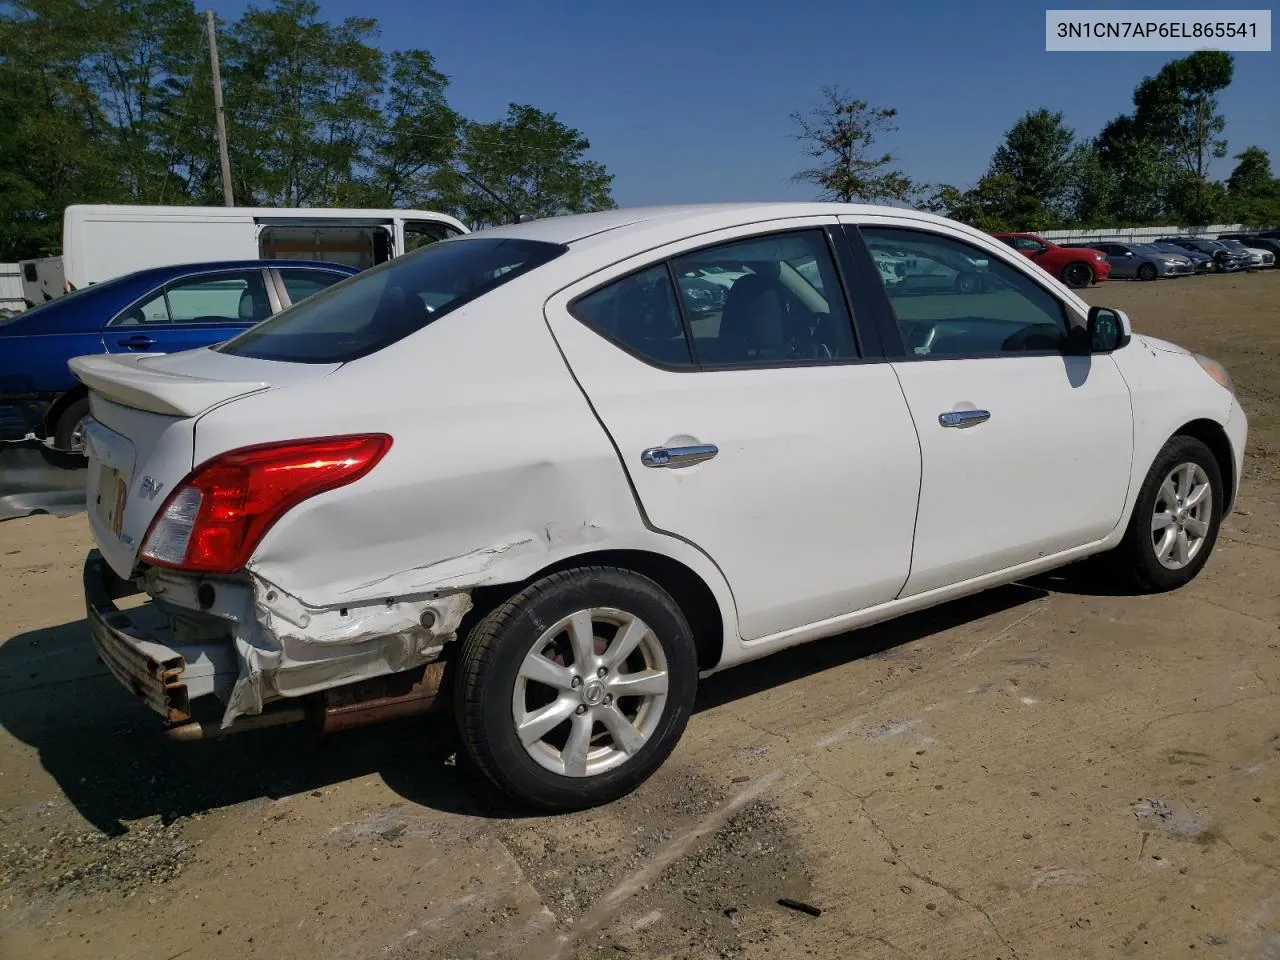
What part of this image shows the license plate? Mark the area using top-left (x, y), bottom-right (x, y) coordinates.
top-left (95, 462), bottom-right (128, 536)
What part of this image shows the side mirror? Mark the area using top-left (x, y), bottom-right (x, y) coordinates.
top-left (1087, 306), bottom-right (1131, 353)
top-left (1124, 251), bottom-right (1134, 257)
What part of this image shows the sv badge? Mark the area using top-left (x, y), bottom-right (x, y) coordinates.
top-left (138, 476), bottom-right (165, 501)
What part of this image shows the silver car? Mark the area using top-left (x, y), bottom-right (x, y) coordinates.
top-left (1067, 242), bottom-right (1194, 280)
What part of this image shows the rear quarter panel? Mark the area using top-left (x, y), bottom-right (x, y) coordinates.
top-left (191, 274), bottom-right (740, 643)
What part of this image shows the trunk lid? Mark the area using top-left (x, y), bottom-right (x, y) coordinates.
top-left (73, 349), bottom-right (338, 577)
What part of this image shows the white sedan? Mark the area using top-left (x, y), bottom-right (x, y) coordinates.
top-left (74, 203), bottom-right (1248, 811)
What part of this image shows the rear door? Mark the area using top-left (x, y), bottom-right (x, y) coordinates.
top-left (101, 268), bottom-right (276, 355)
top-left (844, 218), bottom-right (1133, 596)
top-left (544, 218), bottom-right (923, 641)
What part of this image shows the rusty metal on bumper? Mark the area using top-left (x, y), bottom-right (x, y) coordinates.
top-left (84, 549), bottom-right (192, 722)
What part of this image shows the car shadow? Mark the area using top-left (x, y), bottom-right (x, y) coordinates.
top-left (1, 582), bottom-right (1052, 830)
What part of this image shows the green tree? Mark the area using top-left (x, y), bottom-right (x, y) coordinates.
top-left (790, 86), bottom-right (916, 204)
top-left (358, 50), bottom-right (463, 209)
top-left (1227, 146), bottom-right (1280, 225)
top-left (1065, 140), bottom-right (1112, 226)
top-left (0, 0), bottom-right (126, 259)
top-left (224, 0), bottom-right (384, 206)
top-left (458, 104), bottom-right (614, 225)
top-left (1095, 114), bottom-right (1168, 223)
top-left (987, 108), bottom-right (1076, 224)
top-left (1132, 50), bottom-right (1233, 181)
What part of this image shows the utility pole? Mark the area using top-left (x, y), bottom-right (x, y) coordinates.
top-left (205, 9), bottom-right (234, 207)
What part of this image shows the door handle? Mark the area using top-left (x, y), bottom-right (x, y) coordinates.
top-left (117, 335), bottom-right (157, 349)
top-left (641, 443), bottom-right (719, 468)
top-left (938, 409), bottom-right (990, 429)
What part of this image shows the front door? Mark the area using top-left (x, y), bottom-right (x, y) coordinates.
top-left (544, 221), bottom-right (923, 641)
top-left (850, 221), bottom-right (1134, 597)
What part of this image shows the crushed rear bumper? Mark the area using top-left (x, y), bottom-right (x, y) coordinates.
top-left (84, 550), bottom-right (234, 723)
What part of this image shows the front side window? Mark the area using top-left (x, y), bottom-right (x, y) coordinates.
top-left (219, 237), bottom-right (566, 363)
top-left (860, 227), bottom-right (1071, 358)
top-left (404, 220), bottom-right (464, 253)
top-left (1011, 237), bottom-right (1046, 254)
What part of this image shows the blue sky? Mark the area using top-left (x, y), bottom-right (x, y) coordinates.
top-left (206, 0), bottom-right (1279, 206)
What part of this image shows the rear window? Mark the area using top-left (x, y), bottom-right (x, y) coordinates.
top-left (217, 237), bottom-right (567, 363)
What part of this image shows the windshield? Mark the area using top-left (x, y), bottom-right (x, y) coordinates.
top-left (218, 237), bottom-right (567, 363)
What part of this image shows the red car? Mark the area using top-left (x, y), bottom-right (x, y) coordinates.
top-left (991, 232), bottom-right (1110, 289)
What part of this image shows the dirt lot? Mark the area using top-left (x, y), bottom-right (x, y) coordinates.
top-left (1, 272), bottom-right (1278, 960)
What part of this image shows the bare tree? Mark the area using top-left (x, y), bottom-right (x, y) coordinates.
top-left (790, 86), bottom-right (915, 204)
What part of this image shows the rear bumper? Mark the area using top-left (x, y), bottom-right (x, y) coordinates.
top-left (84, 550), bottom-right (234, 722)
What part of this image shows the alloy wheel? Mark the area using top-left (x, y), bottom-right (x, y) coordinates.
top-left (511, 608), bottom-right (669, 777)
top-left (1151, 462), bottom-right (1213, 570)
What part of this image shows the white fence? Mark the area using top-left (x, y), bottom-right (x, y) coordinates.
top-left (1038, 224), bottom-right (1266, 244)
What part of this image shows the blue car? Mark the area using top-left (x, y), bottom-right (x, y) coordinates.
top-left (0, 259), bottom-right (358, 451)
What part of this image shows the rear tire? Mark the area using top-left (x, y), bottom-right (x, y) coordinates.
top-left (52, 398), bottom-right (90, 456)
top-left (1105, 436), bottom-right (1224, 592)
top-left (1062, 263), bottom-right (1094, 288)
top-left (454, 566), bottom-right (698, 812)
top-left (1137, 263), bottom-right (1158, 281)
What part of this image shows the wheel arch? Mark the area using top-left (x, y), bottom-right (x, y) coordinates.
top-left (41, 385), bottom-right (88, 439)
top-left (1172, 418), bottom-right (1236, 513)
top-left (462, 548), bottom-right (728, 672)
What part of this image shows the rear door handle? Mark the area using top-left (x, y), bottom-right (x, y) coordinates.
top-left (938, 409), bottom-right (990, 429)
top-left (116, 335), bottom-right (157, 350)
top-left (641, 443), bottom-right (719, 468)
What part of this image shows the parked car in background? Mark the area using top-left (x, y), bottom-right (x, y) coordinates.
top-left (1217, 233), bottom-right (1280, 261)
top-left (73, 202), bottom-right (1245, 811)
top-left (990, 232), bottom-right (1110, 288)
top-left (1061, 242), bottom-right (1193, 281)
top-left (1148, 241), bottom-right (1215, 273)
top-left (1214, 237), bottom-right (1275, 269)
top-left (1156, 237), bottom-right (1251, 273)
top-left (0, 259), bottom-right (357, 451)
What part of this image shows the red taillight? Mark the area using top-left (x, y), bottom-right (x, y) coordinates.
top-left (140, 434), bottom-right (392, 574)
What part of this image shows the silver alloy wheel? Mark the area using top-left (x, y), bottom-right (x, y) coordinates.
top-left (1151, 461), bottom-right (1213, 570)
top-left (512, 607), bottom-right (669, 778)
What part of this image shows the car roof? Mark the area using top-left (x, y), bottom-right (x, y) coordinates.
top-left (109, 259), bottom-right (359, 283)
top-left (467, 202), bottom-right (978, 247)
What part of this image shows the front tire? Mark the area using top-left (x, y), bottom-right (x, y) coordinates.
top-left (1107, 436), bottom-right (1224, 592)
top-left (454, 567), bottom-right (698, 812)
top-left (1137, 263), bottom-right (1158, 281)
top-left (1061, 262), bottom-right (1095, 288)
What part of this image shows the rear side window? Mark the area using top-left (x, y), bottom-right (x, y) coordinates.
top-left (572, 265), bottom-right (693, 368)
top-left (279, 269), bottom-right (349, 305)
top-left (218, 238), bottom-right (566, 363)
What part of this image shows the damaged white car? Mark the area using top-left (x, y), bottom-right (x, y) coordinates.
top-left (78, 202), bottom-right (1247, 811)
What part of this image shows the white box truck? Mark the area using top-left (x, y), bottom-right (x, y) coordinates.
top-left (25, 204), bottom-right (469, 298)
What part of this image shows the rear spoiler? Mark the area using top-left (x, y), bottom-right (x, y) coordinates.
top-left (69, 354), bottom-right (270, 418)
